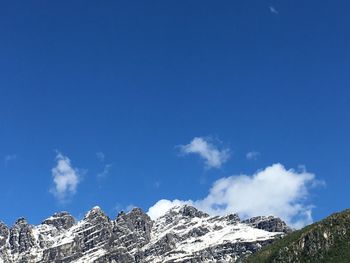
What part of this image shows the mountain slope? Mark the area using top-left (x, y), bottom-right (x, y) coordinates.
top-left (0, 205), bottom-right (290, 263)
top-left (245, 209), bottom-right (350, 263)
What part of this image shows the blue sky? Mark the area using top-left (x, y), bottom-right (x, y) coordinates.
top-left (0, 0), bottom-right (349, 227)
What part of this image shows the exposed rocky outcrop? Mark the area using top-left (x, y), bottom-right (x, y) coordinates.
top-left (0, 221), bottom-right (10, 248)
top-left (9, 218), bottom-right (36, 254)
top-left (42, 212), bottom-right (75, 230)
top-left (242, 216), bottom-right (292, 234)
top-left (0, 205), bottom-right (288, 263)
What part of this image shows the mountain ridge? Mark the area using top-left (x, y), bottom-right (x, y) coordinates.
top-left (0, 205), bottom-right (290, 263)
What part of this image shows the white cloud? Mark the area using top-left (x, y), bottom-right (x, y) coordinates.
top-left (50, 153), bottom-right (81, 202)
top-left (179, 137), bottom-right (230, 168)
top-left (246, 151), bottom-right (260, 160)
top-left (96, 152), bottom-right (105, 162)
top-left (148, 164), bottom-right (320, 229)
top-left (97, 164), bottom-right (112, 179)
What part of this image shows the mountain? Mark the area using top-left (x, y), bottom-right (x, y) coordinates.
top-left (245, 209), bottom-right (350, 263)
top-left (0, 205), bottom-right (290, 263)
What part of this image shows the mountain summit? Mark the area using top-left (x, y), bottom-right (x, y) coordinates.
top-left (0, 205), bottom-right (289, 263)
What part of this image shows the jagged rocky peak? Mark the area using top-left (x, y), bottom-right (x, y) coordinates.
top-left (154, 204), bottom-right (211, 230)
top-left (165, 204), bottom-right (209, 219)
top-left (179, 205), bottom-right (209, 218)
top-left (13, 217), bottom-right (28, 226)
top-left (243, 215), bottom-right (292, 233)
top-left (84, 205), bottom-right (110, 222)
top-left (225, 213), bottom-right (241, 223)
top-left (128, 207), bottom-right (147, 216)
top-left (116, 207), bottom-right (151, 224)
top-left (9, 217), bottom-right (35, 254)
top-left (126, 208), bottom-right (153, 227)
top-left (0, 205), bottom-right (292, 263)
top-left (42, 211), bottom-right (75, 230)
top-left (115, 207), bottom-right (153, 244)
top-left (127, 208), bottom-right (153, 237)
top-left (147, 205), bottom-right (286, 262)
top-left (123, 207), bottom-right (147, 219)
top-left (0, 220), bottom-right (10, 247)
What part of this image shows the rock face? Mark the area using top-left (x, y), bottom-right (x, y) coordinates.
top-left (0, 221), bottom-right (10, 248)
top-left (0, 205), bottom-right (288, 263)
top-left (41, 212), bottom-right (75, 230)
top-left (246, 209), bottom-right (350, 263)
top-left (9, 218), bottom-right (36, 254)
top-left (242, 216), bottom-right (292, 234)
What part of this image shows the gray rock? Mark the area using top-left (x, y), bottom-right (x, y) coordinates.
top-left (42, 212), bottom-right (75, 230)
top-left (0, 205), bottom-right (290, 263)
top-left (0, 221), bottom-right (9, 248)
top-left (179, 205), bottom-right (209, 218)
top-left (242, 216), bottom-right (292, 233)
top-left (9, 218), bottom-right (35, 253)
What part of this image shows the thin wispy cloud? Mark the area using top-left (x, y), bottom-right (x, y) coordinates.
top-left (4, 154), bottom-right (17, 166)
top-left (154, 181), bottom-right (161, 189)
top-left (97, 164), bottom-right (112, 179)
top-left (96, 152), bottom-right (112, 179)
top-left (269, 6), bottom-right (279, 14)
top-left (148, 164), bottom-right (321, 229)
top-left (179, 137), bottom-right (230, 169)
top-left (246, 151), bottom-right (260, 160)
top-left (96, 152), bottom-right (105, 162)
top-left (50, 153), bottom-right (81, 202)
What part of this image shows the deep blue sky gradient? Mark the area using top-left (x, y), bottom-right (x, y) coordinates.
top-left (0, 0), bottom-right (349, 225)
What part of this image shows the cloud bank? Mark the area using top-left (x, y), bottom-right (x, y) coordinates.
top-left (148, 164), bottom-right (318, 229)
top-left (50, 153), bottom-right (81, 202)
top-left (179, 137), bottom-right (230, 168)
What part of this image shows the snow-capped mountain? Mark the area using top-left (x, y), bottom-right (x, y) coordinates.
top-left (0, 205), bottom-right (291, 263)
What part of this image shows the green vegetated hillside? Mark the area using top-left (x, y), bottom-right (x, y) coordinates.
top-left (246, 209), bottom-right (350, 263)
